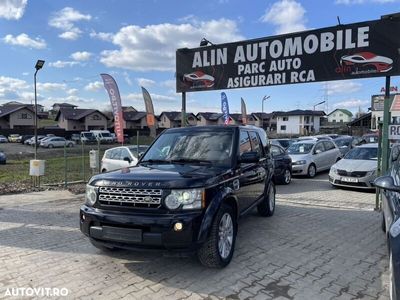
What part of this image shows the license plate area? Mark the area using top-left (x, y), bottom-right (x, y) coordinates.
top-left (341, 177), bottom-right (358, 183)
top-left (90, 226), bottom-right (143, 243)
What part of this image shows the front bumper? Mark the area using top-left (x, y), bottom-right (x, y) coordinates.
top-left (291, 164), bottom-right (308, 175)
top-left (80, 205), bottom-right (204, 251)
top-left (329, 170), bottom-right (376, 189)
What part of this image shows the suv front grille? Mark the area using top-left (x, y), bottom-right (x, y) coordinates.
top-left (98, 187), bottom-right (162, 208)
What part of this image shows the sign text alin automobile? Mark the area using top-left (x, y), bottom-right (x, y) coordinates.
top-left (176, 18), bottom-right (400, 93)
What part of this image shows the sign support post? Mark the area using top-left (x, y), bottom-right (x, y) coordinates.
top-left (382, 76), bottom-right (391, 174)
top-left (181, 92), bottom-right (186, 127)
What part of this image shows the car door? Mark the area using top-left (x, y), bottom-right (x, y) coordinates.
top-left (249, 131), bottom-right (267, 200)
top-left (119, 147), bottom-right (136, 168)
top-left (236, 130), bottom-right (260, 211)
top-left (323, 141), bottom-right (338, 168)
top-left (106, 148), bottom-right (123, 171)
top-left (383, 145), bottom-right (400, 234)
top-left (312, 141), bottom-right (326, 170)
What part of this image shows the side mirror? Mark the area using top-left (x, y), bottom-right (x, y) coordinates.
top-left (239, 151), bottom-right (260, 163)
top-left (314, 149), bottom-right (322, 155)
top-left (123, 156), bottom-right (132, 163)
top-left (374, 176), bottom-right (400, 192)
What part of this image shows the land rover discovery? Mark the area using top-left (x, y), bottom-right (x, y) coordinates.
top-left (80, 125), bottom-right (275, 268)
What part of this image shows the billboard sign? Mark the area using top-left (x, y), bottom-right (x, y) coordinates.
top-left (176, 18), bottom-right (400, 93)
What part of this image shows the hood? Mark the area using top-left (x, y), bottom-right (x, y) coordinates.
top-left (288, 153), bottom-right (311, 162)
top-left (333, 159), bottom-right (377, 172)
top-left (90, 163), bottom-right (228, 189)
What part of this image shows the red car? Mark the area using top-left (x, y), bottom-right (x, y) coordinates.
top-left (183, 71), bottom-right (215, 88)
top-left (340, 52), bottom-right (393, 73)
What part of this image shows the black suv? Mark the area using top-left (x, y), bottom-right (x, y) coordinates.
top-left (80, 125), bottom-right (275, 268)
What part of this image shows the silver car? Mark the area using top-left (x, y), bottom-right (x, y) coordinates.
top-left (40, 137), bottom-right (74, 148)
top-left (329, 143), bottom-right (378, 189)
top-left (288, 140), bottom-right (342, 177)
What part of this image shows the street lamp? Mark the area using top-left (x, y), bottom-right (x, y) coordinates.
top-left (34, 60), bottom-right (45, 159)
top-left (312, 100), bottom-right (325, 134)
top-left (261, 95), bottom-right (270, 130)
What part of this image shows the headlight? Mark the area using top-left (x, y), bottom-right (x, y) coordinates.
top-left (293, 160), bottom-right (306, 165)
top-left (165, 189), bottom-right (204, 210)
top-left (85, 185), bottom-right (98, 206)
top-left (366, 170), bottom-right (376, 176)
top-left (330, 166), bottom-right (337, 174)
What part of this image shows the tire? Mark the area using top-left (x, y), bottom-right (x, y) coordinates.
top-left (257, 182), bottom-right (276, 217)
top-left (90, 239), bottom-right (118, 252)
top-left (307, 164), bottom-right (316, 178)
top-left (48, 144), bottom-right (54, 148)
top-left (197, 204), bottom-right (237, 268)
top-left (281, 168), bottom-right (291, 185)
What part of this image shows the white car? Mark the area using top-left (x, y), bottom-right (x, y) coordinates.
top-left (101, 145), bottom-right (149, 172)
top-left (329, 143), bottom-right (378, 189)
top-left (288, 140), bottom-right (342, 177)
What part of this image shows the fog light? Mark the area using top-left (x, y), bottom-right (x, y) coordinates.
top-left (174, 222), bottom-right (183, 232)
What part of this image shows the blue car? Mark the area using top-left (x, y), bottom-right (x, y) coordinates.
top-left (0, 150), bottom-right (6, 164)
top-left (374, 144), bottom-right (400, 299)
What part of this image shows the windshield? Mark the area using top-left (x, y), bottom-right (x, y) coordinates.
top-left (287, 142), bottom-right (314, 154)
top-left (101, 133), bottom-right (111, 137)
top-left (141, 131), bottom-right (233, 167)
top-left (335, 139), bottom-right (351, 147)
top-left (344, 147), bottom-right (377, 160)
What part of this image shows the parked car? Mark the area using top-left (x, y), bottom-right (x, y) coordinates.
top-left (80, 125), bottom-right (275, 268)
top-left (20, 135), bottom-right (33, 144)
top-left (373, 143), bottom-right (400, 299)
top-left (0, 150), bottom-right (6, 164)
top-left (270, 138), bottom-right (295, 150)
top-left (90, 130), bottom-right (114, 143)
top-left (101, 145), bottom-right (149, 172)
top-left (334, 136), bottom-right (355, 156)
top-left (26, 135), bottom-right (45, 145)
top-left (270, 144), bottom-right (292, 184)
top-left (40, 137), bottom-right (75, 148)
top-left (288, 139), bottom-right (342, 177)
top-left (329, 143), bottom-right (378, 189)
top-left (8, 134), bottom-right (21, 143)
top-left (0, 135), bottom-right (7, 143)
top-left (71, 134), bottom-right (81, 143)
top-left (362, 132), bottom-right (379, 144)
top-left (80, 131), bottom-right (97, 144)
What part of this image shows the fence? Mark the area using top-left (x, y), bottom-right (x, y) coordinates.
top-left (0, 134), bottom-right (155, 193)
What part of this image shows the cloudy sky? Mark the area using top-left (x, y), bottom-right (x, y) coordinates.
top-left (0, 0), bottom-right (399, 115)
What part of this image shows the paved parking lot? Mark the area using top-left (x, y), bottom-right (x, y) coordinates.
top-left (0, 173), bottom-right (389, 299)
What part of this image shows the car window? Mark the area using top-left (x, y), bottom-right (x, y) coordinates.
top-left (270, 145), bottom-right (283, 157)
top-left (314, 142), bottom-right (325, 153)
top-left (323, 141), bottom-right (335, 151)
top-left (119, 148), bottom-right (131, 160)
top-left (109, 149), bottom-right (122, 160)
top-left (239, 130), bottom-right (252, 155)
top-left (287, 142), bottom-right (314, 154)
top-left (249, 131), bottom-right (262, 157)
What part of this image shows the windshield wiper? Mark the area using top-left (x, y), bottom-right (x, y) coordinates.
top-left (140, 159), bottom-right (172, 164)
top-left (170, 158), bottom-right (212, 165)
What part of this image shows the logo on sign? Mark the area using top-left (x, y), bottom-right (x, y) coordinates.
top-left (337, 52), bottom-right (393, 75)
